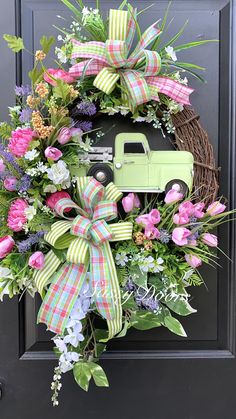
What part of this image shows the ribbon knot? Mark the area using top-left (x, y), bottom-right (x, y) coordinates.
top-left (35, 177), bottom-right (133, 338)
top-left (69, 8), bottom-right (194, 110)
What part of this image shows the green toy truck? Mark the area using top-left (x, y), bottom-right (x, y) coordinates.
top-left (79, 133), bottom-right (194, 194)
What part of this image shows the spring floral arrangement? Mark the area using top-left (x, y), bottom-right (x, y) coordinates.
top-left (0, 0), bottom-right (230, 407)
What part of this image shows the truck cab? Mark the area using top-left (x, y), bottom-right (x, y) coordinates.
top-left (86, 133), bottom-right (194, 194)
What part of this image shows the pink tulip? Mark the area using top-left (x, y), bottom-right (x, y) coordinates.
top-left (147, 209), bottom-right (161, 224)
top-left (45, 146), bottom-right (62, 161)
top-left (178, 201), bottom-right (194, 216)
top-left (122, 193), bottom-right (140, 213)
top-left (57, 127), bottom-right (71, 145)
top-left (4, 177), bottom-right (17, 191)
top-left (193, 202), bottom-right (205, 218)
top-left (46, 191), bottom-right (71, 212)
top-left (28, 251), bottom-right (45, 270)
top-left (144, 224), bottom-right (160, 240)
top-left (185, 254), bottom-right (202, 268)
top-left (135, 214), bottom-right (150, 226)
top-left (173, 212), bottom-right (189, 225)
top-left (165, 187), bottom-right (183, 204)
top-left (70, 128), bottom-right (83, 138)
top-left (202, 233), bottom-right (218, 247)
top-left (188, 237), bottom-right (197, 247)
top-left (0, 158), bottom-right (6, 173)
top-left (206, 201), bottom-right (226, 216)
top-left (0, 236), bottom-right (15, 259)
top-left (172, 227), bottom-right (192, 246)
top-left (44, 68), bottom-right (75, 86)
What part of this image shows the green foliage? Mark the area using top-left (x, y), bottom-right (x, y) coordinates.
top-left (165, 297), bottom-right (197, 316)
top-left (164, 315), bottom-right (187, 337)
top-left (73, 361), bottom-right (109, 391)
top-left (28, 66), bottom-right (44, 84)
top-left (0, 122), bottom-right (12, 140)
top-left (3, 34), bottom-right (24, 52)
top-left (40, 35), bottom-right (55, 54)
top-left (130, 311), bottom-right (162, 330)
top-left (53, 80), bottom-right (71, 101)
top-left (89, 363), bottom-right (109, 387)
top-left (130, 265), bottom-right (147, 288)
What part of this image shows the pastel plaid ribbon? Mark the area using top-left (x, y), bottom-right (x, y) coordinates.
top-left (69, 8), bottom-right (193, 110)
top-left (37, 177), bottom-right (133, 338)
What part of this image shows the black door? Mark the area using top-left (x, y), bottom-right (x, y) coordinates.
top-left (0, 1), bottom-right (236, 418)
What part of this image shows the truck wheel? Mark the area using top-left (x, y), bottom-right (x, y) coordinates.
top-left (87, 163), bottom-right (114, 186)
top-left (165, 179), bottom-right (188, 196)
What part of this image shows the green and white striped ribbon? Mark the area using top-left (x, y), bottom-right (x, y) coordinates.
top-left (109, 9), bottom-right (128, 41)
top-left (33, 250), bottom-right (61, 296)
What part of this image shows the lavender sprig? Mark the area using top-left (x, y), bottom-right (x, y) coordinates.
top-left (17, 231), bottom-right (45, 253)
top-left (0, 143), bottom-right (24, 175)
top-left (76, 101), bottom-right (97, 116)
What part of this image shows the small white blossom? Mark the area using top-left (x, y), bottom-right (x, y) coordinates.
top-left (24, 149), bottom-right (39, 161)
top-left (165, 46), bottom-right (177, 62)
top-left (115, 252), bottom-right (129, 267)
top-left (24, 205), bottom-right (36, 221)
top-left (43, 184), bottom-right (57, 193)
top-left (82, 6), bottom-right (90, 16)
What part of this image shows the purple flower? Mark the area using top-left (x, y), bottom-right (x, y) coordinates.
top-left (0, 143), bottom-right (24, 175)
top-left (15, 85), bottom-right (31, 97)
top-left (76, 101), bottom-right (97, 116)
top-left (17, 174), bottom-right (32, 192)
top-left (159, 229), bottom-right (171, 244)
top-left (73, 120), bottom-right (93, 132)
top-left (135, 288), bottom-right (159, 312)
top-left (17, 231), bottom-right (45, 253)
top-left (19, 108), bottom-right (32, 123)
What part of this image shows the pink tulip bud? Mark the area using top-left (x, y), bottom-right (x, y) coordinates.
top-left (122, 193), bottom-right (140, 213)
top-left (28, 251), bottom-right (45, 270)
top-left (144, 224), bottom-right (160, 240)
top-left (135, 214), bottom-right (150, 226)
top-left (57, 127), bottom-right (71, 145)
top-left (173, 212), bottom-right (189, 225)
top-left (148, 209), bottom-right (161, 225)
top-left (185, 254), bottom-right (202, 268)
top-left (202, 233), bottom-right (218, 247)
top-left (206, 201), bottom-right (226, 216)
top-left (45, 146), bottom-right (62, 161)
top-left (193, 202), bottom-right (205, 218)
top-left (172, 227), bottom-right (192, 246)
top-left (0, 158), bottom-right (6, 173)
top-left (165, 187), bottom-right (183, 204)
top-left (0, 235), bottom-right (15, 259)
top-left (3, 177), bottom-right (17, 191)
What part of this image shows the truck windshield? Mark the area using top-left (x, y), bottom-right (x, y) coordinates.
top-left (124, 142), bottom-right (145, 154)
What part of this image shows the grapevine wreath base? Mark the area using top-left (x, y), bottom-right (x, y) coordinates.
top-left (0, 0), bottom-right (231, 407)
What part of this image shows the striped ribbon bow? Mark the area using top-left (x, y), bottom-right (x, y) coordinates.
top-left (69, 8), bottom-right (194, 110)
top-left (36, 177), bottom-right (133, 338)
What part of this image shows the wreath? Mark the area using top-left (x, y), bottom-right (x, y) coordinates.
top-left (0, 0), bottom-right (232, 406)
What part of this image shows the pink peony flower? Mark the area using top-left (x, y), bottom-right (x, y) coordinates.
top-left (122, 193), bottom-right (140, 213)
top-left (144, 224), bottom-right (160, 240)
top-left (46, 191), bottom-right (71, 212)
top-left (193, 202), bottom-right (205, 218)
top-left (185, 254), bottom-right (202, 268)
top-left (202, 233), bottom-right (218, 247)
top-left (206, 201), bottom-right (226, 216)
top-left (45, 146), bottom-right (62, 161)
top-left (28, 251), bottom-right (45, 270)
top-left (173, 212), bottom-right (189, 225)
top-left (172, 227), bottom-right (192, 246)
top-left (4, 177), bottom-right (17, 191)
top-left (44, 68), bottom-right (76, 86)
top-left (7, 198), bottom-right (28, 232)
top-left (8, 128), bottom-right (37, 158)
top-left (147, 209), bottom-right (161, 224)
top-left (165, 186), bottom-right (183, 204)
top-left (0, 236), bottom-right (15, 259)
top-left (0, 158), bottom-right (6, 173)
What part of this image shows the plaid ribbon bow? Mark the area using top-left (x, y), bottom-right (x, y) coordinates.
top-left (36, 177), bottom-right (133, 337)
top-left (69, 8), bottom-right (194, 110)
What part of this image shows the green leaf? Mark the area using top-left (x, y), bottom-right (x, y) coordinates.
top-left (164, 315), bottom-right (187, 337)
top-left (28, 66), bottom-right (44, 84)
top-left (95, 329), bottom-right (109, 342)
top-left (61, 0), bottom-right (82, 19)
top-left (165, 298), bottom-right (197, 316)
top-left (160, 20), bottom-right (189, 52)
top-left (174, 39), bottom-right (218, 52)
top-left (40, 35), bottom-right (55, 54)
top-left (116, 320), bottom-right (130, 338)
top-left (130, 311), bottom-right (162, 331)
top-left (165, 63), bottom-right (206, 83)
top-left (53, 80), bottom-right (71, 101)
top-left (3, 34), bottom-right (24, 52)
top-left (130, 265), bottom-right (147, 288)
top-left (152, 1), bottom-right (172, 50)
top-left (121, 292), bottom-right (137, 310)
top-left (0, 122), bottom-right (12, 140)
top-left (73, 362), bottom-right (92, 392)
top-left (89, 363), bottom-right (109, 387)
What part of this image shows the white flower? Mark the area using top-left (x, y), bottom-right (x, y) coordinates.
top-left (0, 267), bottom-right (12, 278)
top-left (24, 205), bottom-right (36, 221)
top-left (133, 116), bottom-right (147, 122)
top-left (140, 256), bottom-right (155, 273)
top-left (165, 46), bottom-right (177, 62)
top-left (115, 252), bottom-right (129, 267)
top-left (153, 257), bottom-right (165, 273)
top-left (93, 8), bottom-right (99, 15)
top-left (43, 184), bottom-right (57, 193)
top-left (82, 6), bottom-right (90, 16)
top-left (46, 160), bottom-right (70, 187)
top-left (24, 149), bottom-right (39, 161)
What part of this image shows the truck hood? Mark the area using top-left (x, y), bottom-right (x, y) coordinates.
top-left (149, 151), bottom-right (194, 164)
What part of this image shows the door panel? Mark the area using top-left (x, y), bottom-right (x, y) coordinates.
top-left (0, 1), bottom-right (236, 418)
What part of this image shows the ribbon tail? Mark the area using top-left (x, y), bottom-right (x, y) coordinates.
top-left (69, 59), bottom-right (108, 78)
top-left (33, 250), bottom-right (61, 297)
top-left (93, 67), bottom-right (120, 95)
top-left (120, 70), bottom-right (151, 111)
top-left (37, 262), bottom-right (88, 334)
top-left (147, 76), bottom-right (194, 105)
